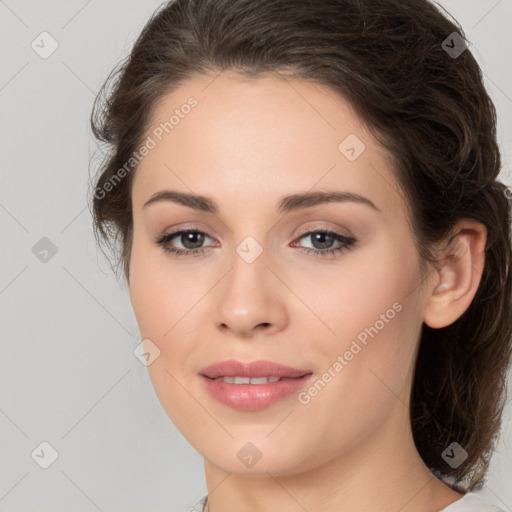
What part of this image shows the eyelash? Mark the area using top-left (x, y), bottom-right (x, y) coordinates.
top-left (155, 228), bottom-right (356, 259)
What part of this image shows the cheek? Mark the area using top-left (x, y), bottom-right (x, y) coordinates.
top-left (129, 235), bottom-right (190, 339)
top-left (285, 265), bottom-right (423, 468)
top-left (295, 233), bottom-right (421, 354)
top-left (129, 240), bottom-right (209, 431)
top-left (294, 235), bottom-right (424, 411)
top-left (128, 237), bottom-right (212, 373)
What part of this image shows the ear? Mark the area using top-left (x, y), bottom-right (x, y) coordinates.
top-left (423, 219), bottom-right (487, 329)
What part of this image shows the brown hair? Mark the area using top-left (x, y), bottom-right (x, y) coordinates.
top-left (89, 0), bottom-right (512, 491)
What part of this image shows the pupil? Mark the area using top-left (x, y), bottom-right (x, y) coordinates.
top-left (182, 232), bottom-right (204, 249)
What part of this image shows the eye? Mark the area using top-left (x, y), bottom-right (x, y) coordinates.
top-left (292, 229), bottom-right (356, 258)
top-left (156, 229), bottom-right (215, 257)
top-left (155, 228), bottom-right (356, 258)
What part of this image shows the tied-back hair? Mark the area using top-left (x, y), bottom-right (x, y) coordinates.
top-left (89, 0), bottom-right (512, 490)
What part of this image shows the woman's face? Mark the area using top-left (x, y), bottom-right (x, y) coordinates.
top-left (129, 72), bottom-right (433, 475)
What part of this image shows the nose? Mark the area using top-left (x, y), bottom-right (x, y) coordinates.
top-left (215, 248), bottom-right (288, 338)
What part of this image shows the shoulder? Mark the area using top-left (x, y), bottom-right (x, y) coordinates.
top-left (439, 492), bottom-right (507, 512)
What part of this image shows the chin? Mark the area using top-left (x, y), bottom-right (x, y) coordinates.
top-left (200, 437), bottom-right (319, 477)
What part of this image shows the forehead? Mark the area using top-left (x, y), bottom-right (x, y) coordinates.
top-left (131, 72), bottom-right (405, 219)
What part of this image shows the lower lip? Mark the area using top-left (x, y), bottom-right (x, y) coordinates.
top-left (199, 374), bottom-right (314, 411)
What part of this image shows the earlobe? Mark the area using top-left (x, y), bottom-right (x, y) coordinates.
top-left (423, 220), bottom-right (487, 329)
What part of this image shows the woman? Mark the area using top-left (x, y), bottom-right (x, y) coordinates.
top-left (89, 0), bottom-right (512, 510)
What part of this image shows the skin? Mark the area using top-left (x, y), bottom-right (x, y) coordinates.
top-left (128, 71), bottom-right (486, 512)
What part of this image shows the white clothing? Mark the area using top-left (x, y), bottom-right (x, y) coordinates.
top-left (440, 492), bottom-right (507, 511)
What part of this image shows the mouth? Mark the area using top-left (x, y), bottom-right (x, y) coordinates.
top-left (199, 358), bottom-right (311, 379)
top-left (199, 359), bottom-right (314, 411)
top-left (205, 375), bottom-right (309, 384)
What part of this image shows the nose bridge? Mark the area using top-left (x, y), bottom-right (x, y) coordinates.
top-left (223, 234), bottom-right (269, 307)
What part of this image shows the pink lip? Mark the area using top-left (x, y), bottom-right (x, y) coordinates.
top-left (200, 359), bottom-right (311, 379)
top-left (199, 359), bottom-right (314, 411)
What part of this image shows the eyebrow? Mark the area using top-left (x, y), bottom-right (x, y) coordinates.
top-left (143, 190), bottom-right (381, 214)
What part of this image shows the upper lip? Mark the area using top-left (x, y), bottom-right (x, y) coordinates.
top-left (200, 359), bottom-right (312, 379)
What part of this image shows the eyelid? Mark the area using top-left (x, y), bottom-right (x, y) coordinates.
top-left (165, 217), bottom-right (351, 234)
top-left (158, 228), bottom-right (217, 246)
top-left (158, 223), bottom-right (222, 242)
top-left (159, 222), bottom-right (352, 243)
top-left (293, 221), bottom-right (353, 239)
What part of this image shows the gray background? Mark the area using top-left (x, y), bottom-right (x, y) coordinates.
top-left (1, 1), bottom-right (511, 511)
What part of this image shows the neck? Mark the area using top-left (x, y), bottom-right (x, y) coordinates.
top-left (202, 400), bottom-right (464, 512)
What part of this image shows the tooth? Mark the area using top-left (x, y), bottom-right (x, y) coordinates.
top-left (215, 376), bottom-right (284, 384)
top-left (250, 377), bottom-right (270, 384)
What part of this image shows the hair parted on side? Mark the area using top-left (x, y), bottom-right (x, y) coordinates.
top-left (88, 0), bottom-right (512, 491)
